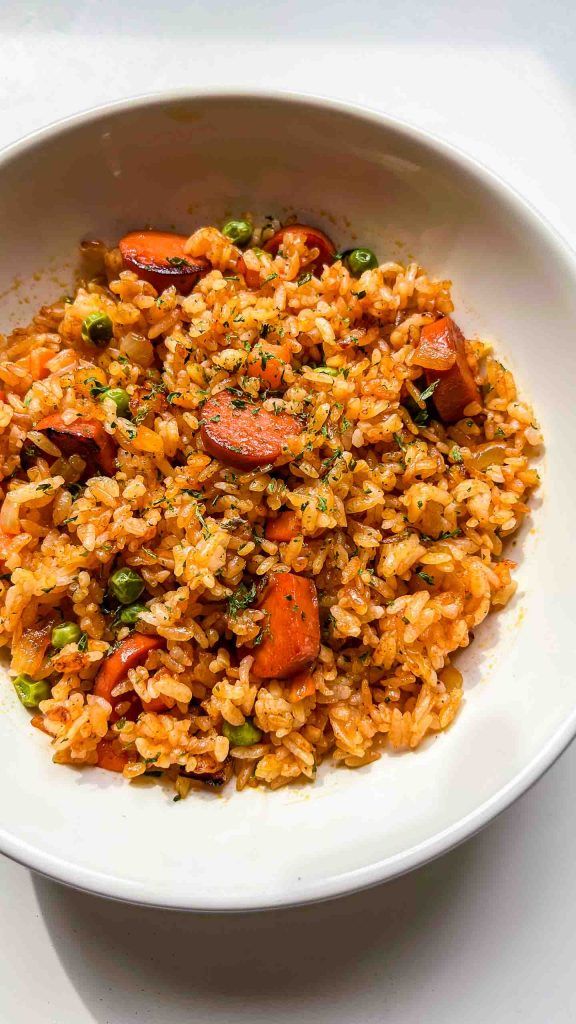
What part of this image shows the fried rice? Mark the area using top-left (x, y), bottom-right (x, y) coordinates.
top-left (0, 217), bottom-right (542, 796)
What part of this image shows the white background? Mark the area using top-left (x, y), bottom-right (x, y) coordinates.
top-left (1, 1), bottom-right (576, 1020)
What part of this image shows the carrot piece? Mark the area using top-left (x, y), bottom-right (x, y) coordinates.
top-left (140, 695), bottom-right (169, 713)
top-left (264, 224), bottom-right (336, 271)
top-left (413, 318), bottom-right (459, 371)
top-left (30, 347), bottom-right (56, 381)
top-left (287, 669), bottom-right (316, 703)
top-left (119, 231), bottom-right (209, 296)
top-left (237, 253), bottom-right (262, 288)
top-left (96, 739), bottom-right (129, 773)
top-left (412, 317), bottom-right (481, 423)
top-left (201, 390), bottom-right (302, 470)
top-left (94, 633), bottom-right (166, 722)
top-left (14, 347), bottom-right (55, 381)
top-left (250, 573), bottom-right (320, 680)
top-left (35, 414), bottom-right (117, 476)
top-left (265, 510), bottom-right (301, 542)
top-left (246, 341), bottom-right (292, 389)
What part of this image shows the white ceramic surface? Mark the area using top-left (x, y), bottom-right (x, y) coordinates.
top-left (0, 90), bottom-right (573, 912)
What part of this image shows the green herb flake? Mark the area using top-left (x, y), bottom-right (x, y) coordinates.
top-left (227, 581), bottom-right (257, 618)
top-left (419, 378), bottom-right (440, 402)
top-left (417, 570), bottom-right (435, 586)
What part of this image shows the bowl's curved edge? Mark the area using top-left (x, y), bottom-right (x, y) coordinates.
top-left (1, 86), bottom-right (575, 912)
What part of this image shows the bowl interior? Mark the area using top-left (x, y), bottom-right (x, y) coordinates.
top-left (0, 94), bottom-right (573, 909)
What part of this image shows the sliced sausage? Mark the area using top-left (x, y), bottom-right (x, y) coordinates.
top-left (250, 572), bottom-right (320, 680)
top-left (119, 231), bottom-right (209, 295)
top-left (94, 633), bottom-right (166, 722)
top-left (265, 510), bottom-right (302, 542)
top-left (413, 317), bottom-right (481, 423)
top-left (264, 224), bottom-right (336, 271)
top-left (35, 414), bottom-right (117, 475)
top-left (200, 390), bottom-right (302, 469)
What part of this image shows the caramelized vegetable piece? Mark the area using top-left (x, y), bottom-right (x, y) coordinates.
top-left (96, 739), bottom-right (129, 773)
top-left (236, 253), bottom-right (262, 288)
top-left (119, 231), bottom-right (209, 295)
top-left (35, 414), bottom-right (117, 475)
top-left (265, 510), bottom-right (302, 542)
top-left (11, 617), bottom-right (55, 676)
top-left (413, 318), bottom-right (458, 371)
top-left (264, 224), bottom-right (336, 271)
top-left (246, 341), bottom-right (292, 389)
top-left (414, 317), bottom-right (481, 423)
top-left (466, 441), bottom-right (508, 471)
top-left (201, 390), bottom-right (302, 469)
top-left (94, 633), bottom-right (166, 722)
top-left (287, 669), bottom-right (316, 703)
top-left (251, 573), bottom-right (320, 679)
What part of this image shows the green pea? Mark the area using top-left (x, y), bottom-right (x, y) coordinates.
top-left (81, 312), bottom-right (114, 346)
top-left (13, 674), bottom-right (51, 708)
top-left (118, 602), bottom-right (147, 625)
top-left (101, 387), bottom-right (130, 417)
top-left (346, 248), bottom-right (378, 276)
top-left (222, 719), bottom-right (262, 747)
top-left (51, 622), bottom-right (82, 649)
top-left (222, 219), bottom-right (253, 247)
top-left (109, 567), bottom-right (145, 605)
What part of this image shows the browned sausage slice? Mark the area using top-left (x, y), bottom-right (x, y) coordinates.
top-left (119, 231), bottom-right (209, 295)
top-left (35, 414), bottom-right (118, 475)
top-left (201, 390), bottom-right (302, 469)
top-left (264, 224), bottom-right (336, 271)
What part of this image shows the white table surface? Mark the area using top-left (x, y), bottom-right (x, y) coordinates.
top-left (2, 2), bottom-right (576, 1020)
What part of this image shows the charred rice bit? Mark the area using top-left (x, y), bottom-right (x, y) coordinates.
top-left (0, 221), bottom-right (542, 795)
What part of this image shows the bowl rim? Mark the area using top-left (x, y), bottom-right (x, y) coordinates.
top-left (1, 86), bottom-right (575, 912)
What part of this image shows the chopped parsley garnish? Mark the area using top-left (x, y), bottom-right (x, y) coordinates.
top-left (297, 271), bottom-right (312, 286)
top-left (450, 445), bottom-right (463, 463)
top-left (419, 378), bottom-right (440, 402)
top-left (227, 581), bottom-right (257, 618)
top-left (417, 570), bottom-right (435, 585)
top-left (166, 256), bottom-right (192, 268)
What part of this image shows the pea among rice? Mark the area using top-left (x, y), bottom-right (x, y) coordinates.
top-left (0, 218), bottom-right (542, 795)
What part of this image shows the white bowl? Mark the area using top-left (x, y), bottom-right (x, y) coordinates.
top-left (0, 90), bottom-right (573, 911)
